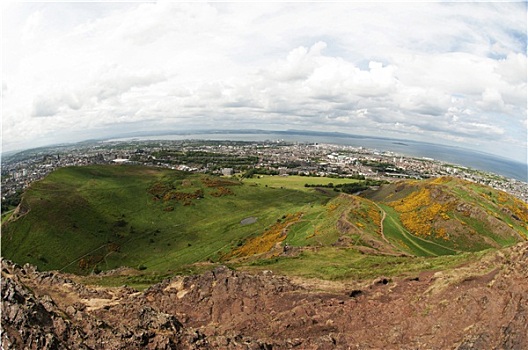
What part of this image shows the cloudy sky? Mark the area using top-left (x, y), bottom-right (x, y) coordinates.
top-left (2, 1), bottom-right (527, 163)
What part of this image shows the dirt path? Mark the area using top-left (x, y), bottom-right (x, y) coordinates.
top-left (59, 244), bottom-right (110, 272)
top-left (383, 213), bottom-right (438, 256)
top-left (337, 201), bottom-right (402, 256)
top-left (378, 204), bottom-right (461, 256)
top-left (373, 202), bottom-right (392, 246)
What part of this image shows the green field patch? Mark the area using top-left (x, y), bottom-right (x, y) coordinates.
top-left (285, 220), bottom-right (317, 246)
top-left (245, 175), bottom-right (360, 192)
top-left (237, 247), bottom-right (483, 281)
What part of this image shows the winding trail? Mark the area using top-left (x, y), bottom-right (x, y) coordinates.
top-left (338, 195), bottom-right (401, 255)
top-left (59, 244), bottom-right (109, 271)
top-left (373, 202), bottom-right (391, 247)
top-left (377, 203), bottom-right (461, 256)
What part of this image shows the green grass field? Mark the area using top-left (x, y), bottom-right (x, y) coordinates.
top-left (244, 174), bottom-right (360, 192)
top-left (2, 166), bottom-right (525, 289)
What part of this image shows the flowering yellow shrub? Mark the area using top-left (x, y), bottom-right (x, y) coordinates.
top-left (347, 198), bottom-right (382, 236)
top-left (327, 203), bottom-right (339, 212)
top-left (497, 191), bottom-right (508, 204)
top-left (226, 212), bottom-right (303, 259)
top-left (390, 187), bottom-right (452, 239)
top-left (436, 227), bottom-right (448, 240)
top-left (368, 206), bottom-right (382, 235)
top-left (431, 177), bottom-right (451, 185)
top-left (509, 197), bottom-right (528, 226)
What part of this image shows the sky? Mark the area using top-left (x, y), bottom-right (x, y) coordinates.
top-left (1, 1), bottom-right (527, 163)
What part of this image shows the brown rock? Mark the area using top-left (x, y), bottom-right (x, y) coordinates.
top-left (2, 243), bottom-right (528, 349)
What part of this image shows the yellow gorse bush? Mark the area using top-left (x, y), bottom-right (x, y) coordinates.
top-left (227, 212), bottom-right (303, 259)
top-left (390, 187), bottom-right (452, 239)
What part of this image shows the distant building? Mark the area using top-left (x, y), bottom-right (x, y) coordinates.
top-left (222, 168), bottom-right (234, 176)
top-left (279, 167), bottom-right (289, 176)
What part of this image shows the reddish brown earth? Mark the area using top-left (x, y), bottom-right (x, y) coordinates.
top-left (2, 242), bottom-right (527, 349)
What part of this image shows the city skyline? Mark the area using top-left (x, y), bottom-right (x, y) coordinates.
top-left (2, 1), bottom-right (527, 164)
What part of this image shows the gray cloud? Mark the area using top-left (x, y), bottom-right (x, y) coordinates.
top-left (32, 97), bottom-right (60, 117)
top-left (2, 2), bottom-right (526, 163)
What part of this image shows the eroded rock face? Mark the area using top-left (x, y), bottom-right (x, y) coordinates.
top-left (1, 261), bottom-right (207, 349)
top-left (2, 242), bottom-right (528, 349)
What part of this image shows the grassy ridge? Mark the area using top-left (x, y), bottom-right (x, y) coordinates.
top-left (363, 177), bottom-right (527, 251)
top-left (2, 166), bottom-right (525, 287)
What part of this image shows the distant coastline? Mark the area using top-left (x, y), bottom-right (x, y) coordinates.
top-left (106, 129), bottom-right (527, 182)
top-left (3, 129), bottom-right (527, 182)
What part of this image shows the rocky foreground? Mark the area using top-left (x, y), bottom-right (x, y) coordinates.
top-left (2, 243), bottom-right (527, 349)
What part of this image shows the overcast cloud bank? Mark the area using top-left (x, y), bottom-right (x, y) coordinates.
top-left (2, 2), bottom-right (527, 163)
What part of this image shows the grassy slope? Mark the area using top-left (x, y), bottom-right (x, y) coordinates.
top-left (363, 177), bottom-right (527, 251)
top-left (379, 204), bottom-right (459, 256)
top-left (235, 175), bottom-right (525, 280)
top-left (2, 167), bottom-right (524, 288)
top-left (2, 166), bottom-right (333, 275)
top-left (1, 210), bottom-right (15, 224)
top-left (238, 247), bottom-right (486, 281)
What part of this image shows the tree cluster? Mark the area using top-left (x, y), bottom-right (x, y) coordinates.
top-left (304, 179), bottom-right (386, 194)
top-left (1, 190), bottom-right (23, 212)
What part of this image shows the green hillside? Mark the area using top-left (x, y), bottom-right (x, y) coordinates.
top-left (2, 165), bottom-right (336, 274)
top-left (2, 166), bottom-right (526, 286)
top-left (362, 177), bottom-right (527, 253)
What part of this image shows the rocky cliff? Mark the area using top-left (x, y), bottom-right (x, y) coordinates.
top-left (2, 242), bottom-right (527, 349)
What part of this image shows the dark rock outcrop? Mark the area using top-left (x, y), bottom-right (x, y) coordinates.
top-left (2, 242), bottom-right (528, 349)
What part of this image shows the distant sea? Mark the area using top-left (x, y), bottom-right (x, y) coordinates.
top-left (110, 130), bottom-right (527, 182)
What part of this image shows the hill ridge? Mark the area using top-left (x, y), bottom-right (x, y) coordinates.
top-left (2, 166), bottom-right (526, 281)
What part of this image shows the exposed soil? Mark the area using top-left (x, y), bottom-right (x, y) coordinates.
top-left (2, 242), bottom-right (528, 349)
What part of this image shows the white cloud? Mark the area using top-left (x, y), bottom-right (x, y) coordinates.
top-left (1, 2), bottom-right (526, 163)
top-left (479, 88), bottom-right (505, 112)
top-left (495, 53), bottom-right (527, 85)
